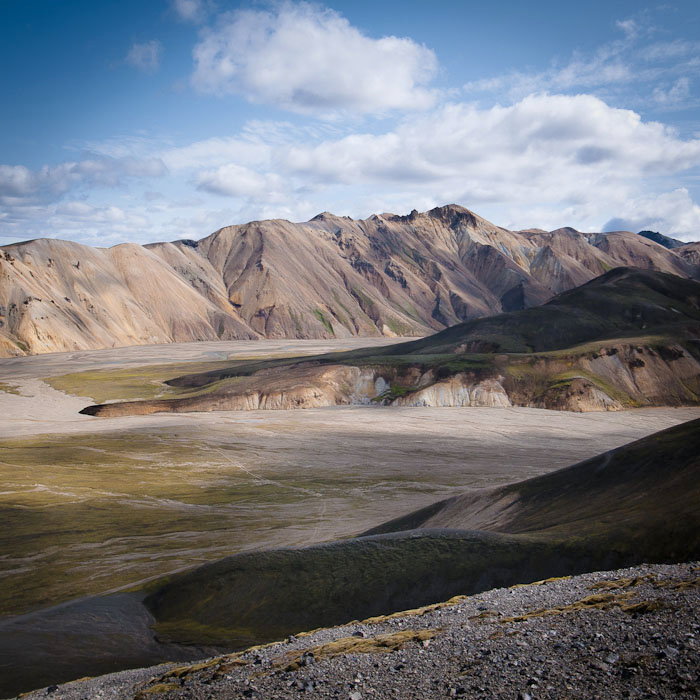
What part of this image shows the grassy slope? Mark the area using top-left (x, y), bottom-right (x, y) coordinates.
top-left (46, 360), bottom-right (241, 403)
top-left (144, 419), bottom-right (700, 647)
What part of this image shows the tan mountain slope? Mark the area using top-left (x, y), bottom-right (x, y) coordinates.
top-left (1, 205), bottom-right (697, 356)
top-left (677, 240), bottom-right (700, 267)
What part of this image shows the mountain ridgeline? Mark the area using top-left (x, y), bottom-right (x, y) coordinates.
top-left (1, 205), bottom-right (698, 356)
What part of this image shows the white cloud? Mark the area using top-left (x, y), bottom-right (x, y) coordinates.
top-left (278, 94), bottom-right (700, 185)
top-left (603, 189), bottom-right (700, 241)
top-left (653, 77), bottom-right (691, 105)
top-left (182, 93), bottom-right (700, 239)
top-left (0, 156), bottom-right (167, 205)
top-left (615, 18), bottom-right (641, 40)
top-left (191, 2), bottom-right (437, 114)
top-left (172, 0), bottom-right (206, 23)
top-left (4, 94), bottom-right (700, 243)
top-left (125, 40), bottom-right (162, 74)
top-left (463, 15), bottom-right (699, 112)
top-left (464, 45), bottom-right (634, 100)
top-left (196, 163), bottom-right (285, 198)
top-left (162, 136), bottom-right (271, 171)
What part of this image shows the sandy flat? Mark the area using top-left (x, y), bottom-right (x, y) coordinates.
top-left (0, 338), bottom-right (409, 437)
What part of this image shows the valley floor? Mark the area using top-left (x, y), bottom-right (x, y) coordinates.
top-left (0, 339), bottom-right (699, 621)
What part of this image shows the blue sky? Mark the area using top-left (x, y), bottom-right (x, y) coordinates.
top-left (1, 0), bottom-right (700, 244)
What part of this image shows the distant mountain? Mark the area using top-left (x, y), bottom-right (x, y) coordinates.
top-left (82, 268), bottom-right (700, 417)
top-left (1, 205), bottom-right (698, 357)
top-left (379, 266), bottom-right (700, 355)
top-left (637, 229), bottom-right (686, 249)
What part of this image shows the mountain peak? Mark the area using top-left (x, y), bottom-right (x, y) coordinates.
top-left (637, 230), bottom-right (685, 250)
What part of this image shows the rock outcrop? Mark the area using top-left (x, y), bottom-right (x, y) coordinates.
top-left (2, 205), bottom-right (698, 356)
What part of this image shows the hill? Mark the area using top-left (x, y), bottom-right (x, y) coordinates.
top-left (141, 418), bottom-right (700, 647)
top-left (81, 268), bottom-right (700, 416)
top-left (15, 562), bottom-right (700, 700)
top-left (2, 205), bottom-right (698, 356)
top-left (637, 229), bottom-right (686, 249)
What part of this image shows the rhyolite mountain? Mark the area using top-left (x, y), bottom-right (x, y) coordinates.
top-left (637, 229), bottom-right (686, 249)
top-left (1, 205), bottom-right (698, 356)
top-left (82, 268), bottom-right (700, 416)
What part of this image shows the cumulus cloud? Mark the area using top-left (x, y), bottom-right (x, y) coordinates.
top-left (181, 93), bottom-right (700, 238)
top-left (5, 93), bottom-right (700, 243)
top-left (191, 2), bottom-right (437, 114)
top-left (196, 163), bottom-right (285, 198)
top-left (125, 40), bottom-right (162, 73)
top-left (278, 94), bottom-right (700, 185)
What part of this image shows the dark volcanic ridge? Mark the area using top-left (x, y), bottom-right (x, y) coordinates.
top-left (81, 268), bottom-right (700, 417)
top-left (1, 204), bottom-right (698, 357)
top-left (18, 561), bottom-right (700, 700)
top-left (2, 418), bottom-right (699, 697)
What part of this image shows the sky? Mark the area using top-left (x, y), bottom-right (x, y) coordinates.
top-left (1, 0), bottom-right (700, 245)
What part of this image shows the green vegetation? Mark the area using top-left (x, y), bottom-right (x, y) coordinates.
top-left (0, 421), bottom-right (477, 618)
top-left (384, 317), bottom-right (415, 336)
top-left (545, 369), bottom-right (639, 406)
top-left (0, 381), bottom-right (21, 395)
top-left (372, 382), bottom-right (415, 402)
top-left (46, 360), bottom-right (237, 403)
top-left (146, 530), bottom-right (576, 646)
top-left (313, 309), bottom-right (335, 335)
top-left (138, 419), bottom-right (700, 649)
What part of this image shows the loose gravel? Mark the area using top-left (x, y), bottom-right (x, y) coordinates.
top-left (17, 562), bottom-right (699, 700)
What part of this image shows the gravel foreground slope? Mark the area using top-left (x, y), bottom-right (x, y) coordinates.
top-left (17, 562), bottom-right (699, 700)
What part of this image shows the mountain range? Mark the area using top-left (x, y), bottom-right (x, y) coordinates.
top-left (2, 204), bottom-right (698, 356)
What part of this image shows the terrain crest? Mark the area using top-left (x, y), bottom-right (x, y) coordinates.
top-left (1, 205), bottom-right (697, 356)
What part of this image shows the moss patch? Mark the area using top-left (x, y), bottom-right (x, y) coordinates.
top-left (589, 575), bottom-right (653, 590)
top-left (499, 592), bottom-right (635, 623)
top-left (313, 309), bottom-right (335, 336)
top-left (279, 628), bottom-right (440, 671)
top-left (46, 360), bottom-right (236, 403)
top-left (0, 381), bottom-right (21, 395)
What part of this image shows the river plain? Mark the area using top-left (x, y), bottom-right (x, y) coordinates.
top-left (1, 339), bottom-right (698, 618)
